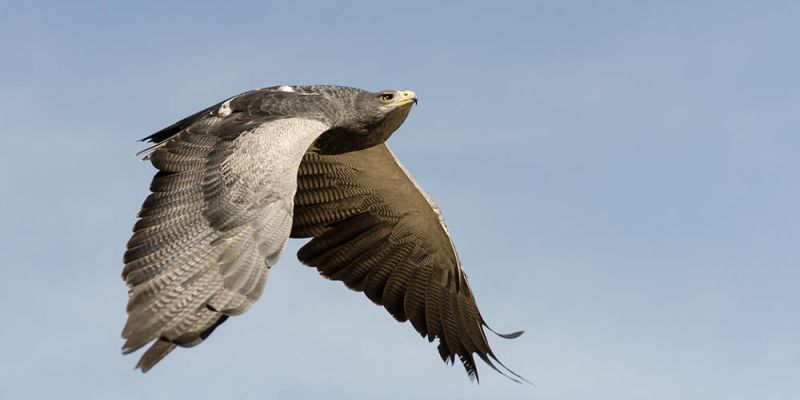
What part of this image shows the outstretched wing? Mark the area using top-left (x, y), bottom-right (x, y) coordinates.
top-left (291, 144), bottom-right (524, 382)
top-left (122, 115), bottom-right (329, 372)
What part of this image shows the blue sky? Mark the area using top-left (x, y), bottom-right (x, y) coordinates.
top-left (1, 1), bottom-right (798, 399)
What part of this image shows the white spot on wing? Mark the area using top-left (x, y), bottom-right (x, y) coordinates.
top-left (218, 99), bottom-right (233, 117)
top-left (277, 85), bottom-right (294, 92)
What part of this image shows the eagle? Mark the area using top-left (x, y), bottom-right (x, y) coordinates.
top-left (122, 85), bottom-right (524, 382)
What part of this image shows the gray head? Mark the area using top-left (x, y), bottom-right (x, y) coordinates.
top-left (314, 89), bottom-right (418, 154)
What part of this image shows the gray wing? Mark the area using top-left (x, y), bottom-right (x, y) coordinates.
top-left (291, 144), bottom-right (524, 382)
top-left (122, 117), bottom-right (328, 371)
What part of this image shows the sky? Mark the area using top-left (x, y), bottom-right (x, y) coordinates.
top-left (1, 1), bottom-right (798, 399)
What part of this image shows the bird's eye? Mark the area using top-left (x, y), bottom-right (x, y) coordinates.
top-left (380, 93), bottom-right (395, 102)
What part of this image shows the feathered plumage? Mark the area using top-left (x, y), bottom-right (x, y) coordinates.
top-left (122, 85), bottom-right (524, 381)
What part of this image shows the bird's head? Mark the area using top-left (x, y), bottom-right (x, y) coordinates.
top-left (314, 89), bottom-right (417, 155)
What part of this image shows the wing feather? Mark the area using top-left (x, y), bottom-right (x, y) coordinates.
top-left (122, 116), bottom-right (329, 370)
top-left (292, 143), bottom-right (524, 381)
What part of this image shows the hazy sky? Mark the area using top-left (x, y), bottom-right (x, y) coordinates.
top-left (1, 1), bottom-right (798, 399)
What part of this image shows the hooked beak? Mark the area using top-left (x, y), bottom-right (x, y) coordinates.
top-left (397, 90), bottom-right (418, 106)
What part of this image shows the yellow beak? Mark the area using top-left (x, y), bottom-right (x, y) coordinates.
top-left (396, 90), bottom-right (418, 106)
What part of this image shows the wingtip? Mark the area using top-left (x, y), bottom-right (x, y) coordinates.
top-left (495, 329), bottom-right (525, 339)
top-left (135, 142), bottom-right (163, 160)
top-left (475, 352), bottom-right (524, 384)
top-left (484, 322), bottom-right (525, 339)
top-left (488, 352), bottom-right (535, 386)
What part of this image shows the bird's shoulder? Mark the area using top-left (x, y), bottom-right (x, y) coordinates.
top-left (140, 85), bottom-right (355, 145)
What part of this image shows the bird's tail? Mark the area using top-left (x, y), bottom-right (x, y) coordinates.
top-left (135, 339), bottom-right (176, 373)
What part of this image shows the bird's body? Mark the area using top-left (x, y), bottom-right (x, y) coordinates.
top-left (122, 85), bottom-right (523, 382)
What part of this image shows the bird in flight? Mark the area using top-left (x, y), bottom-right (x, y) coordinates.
top-left (122, 85), bottom-right (524, 382)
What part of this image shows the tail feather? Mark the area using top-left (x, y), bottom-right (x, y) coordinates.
top-left (135, 339), bottom-right (177, 373)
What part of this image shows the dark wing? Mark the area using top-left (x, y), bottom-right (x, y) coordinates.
top-left (122, 114), bottom-right (329, 372)
top-left (292, 144), bottom-right (524, 382)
